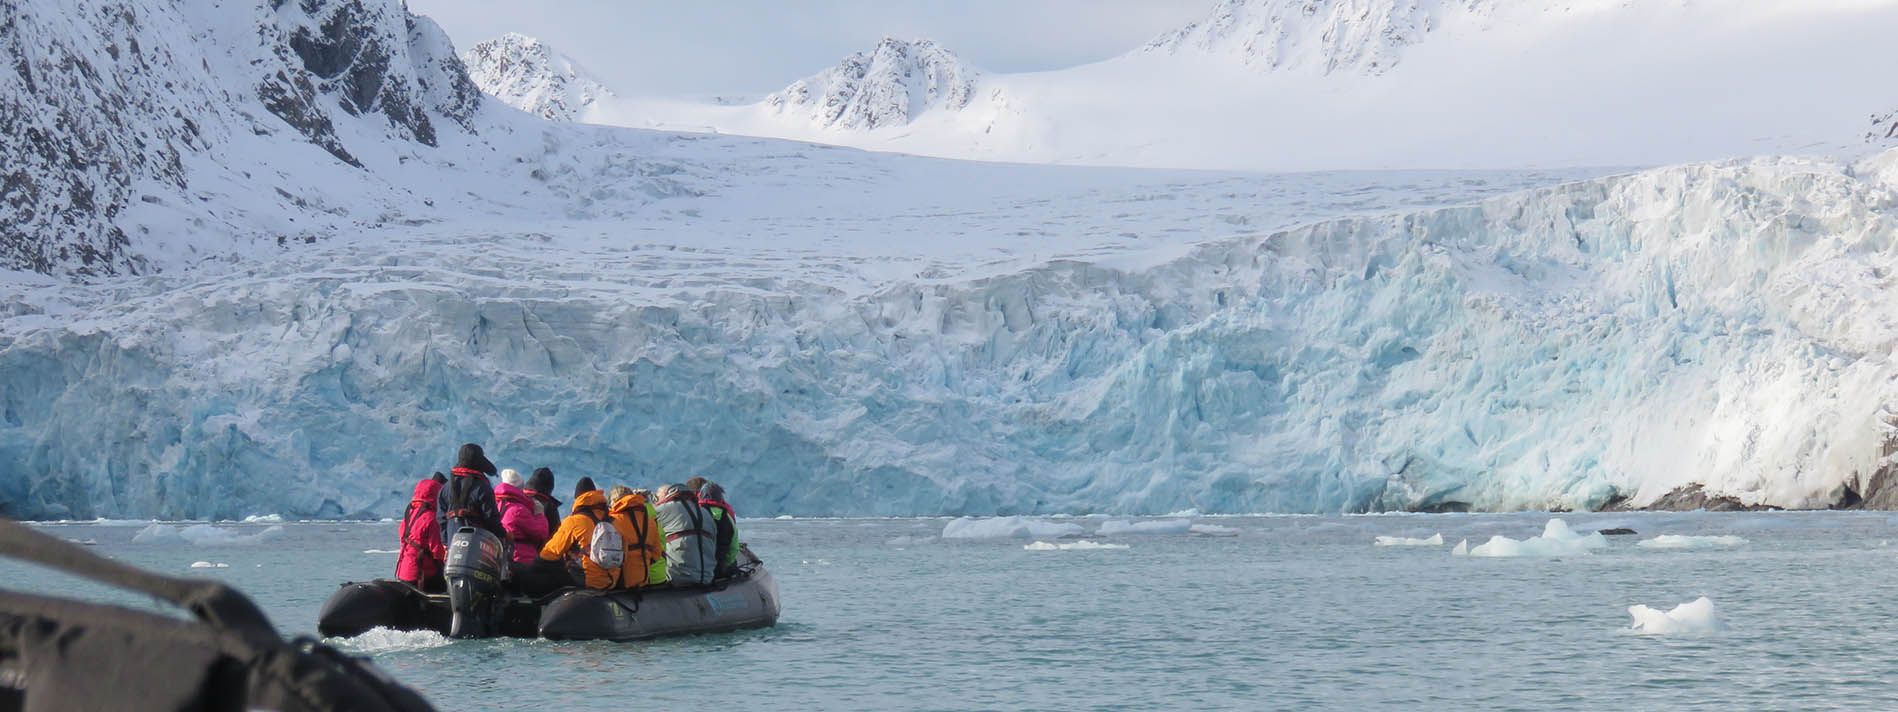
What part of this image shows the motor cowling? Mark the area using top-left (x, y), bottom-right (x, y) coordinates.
top-left (443, 527), bottom-right (505, 638)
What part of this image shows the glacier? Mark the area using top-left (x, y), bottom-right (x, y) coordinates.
top-left (4, 151), bottom-right (1896, 519)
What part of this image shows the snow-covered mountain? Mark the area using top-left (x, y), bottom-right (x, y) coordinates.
top-left (462, 32), bottom-right (613, 121)
top-left (1140, 0), bottom-right (1487, 74)
top-left (593, 0), bottom-right (1896, 171)
top-left (0, 0), bottom-right (487, 278)
top-left (763, 37), bottom-right (983, 131)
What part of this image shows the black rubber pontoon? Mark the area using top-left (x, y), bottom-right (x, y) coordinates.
top-left (317, 546), bottom-right (779, 641)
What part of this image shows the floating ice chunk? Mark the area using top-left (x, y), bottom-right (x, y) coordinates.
top-left (1466, 518), bottom-right (1607, 557)
top-left (362, 549), bottom-right (400, 554)
top-left (775, 515), bottom-right (795, 520)
top-left (1189, 524), bottom-right (1240, 537)
top-left (1628, 597), bottom-right (1721, 635)
top-left (134, 524), bottom-right (285, 546)
top-left (1097, 519), bottom-right (1192, 536)
top-left (242, 514), bottom-right (284, 523)
top-left (327, 627), bottom-right (451, 654)
top-left (1374, 533), bottom-right (1444, 546)
top-left (1024, 540), bottom-right (1130, 551)
top-left (65, 538), bottom-right (98, 546)
top-left (189, 561), bottom-right (229, 569)
top-left (1163, 508), bottom-right (1202, 518)
top-left (1451, 539), bottom-right (1469, 556)
top-left (1636, 535), bottom-right (1748, 549)
top-left (942, 516), bottom-right (1085, 540)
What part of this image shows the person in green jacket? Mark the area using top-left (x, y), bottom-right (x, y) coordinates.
top-left (694, 480), bottom-right (742, 578)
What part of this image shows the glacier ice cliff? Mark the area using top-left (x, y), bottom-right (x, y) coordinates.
top-left (3, 153), bottom-right (1896, 519)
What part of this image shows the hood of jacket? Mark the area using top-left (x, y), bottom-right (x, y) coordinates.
top-left (569, 489), bottom-right (608, 515)
top-left (609, 492), bottom-right (648, 516)
top-left (494, 482), bottom-right (531, 506)
top-left (410, 477), bottom-right (443, 504)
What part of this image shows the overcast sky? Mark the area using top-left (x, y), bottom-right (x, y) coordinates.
top-left (407, 1), bottom-right (1208, 97)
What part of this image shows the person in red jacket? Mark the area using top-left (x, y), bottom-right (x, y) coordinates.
top-left (395, 473), bottom-right (448, 592)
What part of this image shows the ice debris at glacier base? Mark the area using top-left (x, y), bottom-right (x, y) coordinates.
top-left (1628, 597), bottom-right (1721, 635)
top-left (942, 517), bottom-right (1085, 540)
top-left (132, 524), bottom-right (284, 546)
top-left (1096, 519), bottom-right (1193, 536)
top-left (1024, 540), bottom-right (1129, 551)
top-left (1636, 535), bottom-right (1749, 549)
top-left (1374, 533), bottom-right (1444, 546)
top-left (1461, 519), bottom-right (1607, 557)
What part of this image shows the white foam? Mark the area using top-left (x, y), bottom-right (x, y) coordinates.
top-left (1466, 519), bottom-right (1607, 557)
top-left (1374, 533), bottom-right (1444, 547)
top-left (133, 523), bottom-right (285, 546)
top-left (1096, 519), bottom-right (1192, 536)
top-left (1628, 597), bottom-right (1722, 635)
top-left (327, 627), bottom-right (452, 654)
top-left (1189, 524), bottom-right (1240, 537)
top-left (942, 516), bottom-right (1084, 540)
top-left (1024, 540), bottom-right (1130, 551)
top-left (188, 561), bottom-right (229, 568)
top-left (1636, 535), bottom-right (1749, 549)
top-left (362, 549), bottom-right (400, 554)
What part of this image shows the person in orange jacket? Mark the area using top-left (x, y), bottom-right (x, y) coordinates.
top-left (607, 485), bottom-right (665, 589)
top-left (537, 482), bottom-right (618, 589)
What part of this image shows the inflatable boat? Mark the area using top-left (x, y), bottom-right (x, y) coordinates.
top-left (318, 530), bottom-right (779, 642)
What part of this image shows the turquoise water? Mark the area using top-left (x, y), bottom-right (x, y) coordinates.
top-left (11, 511), bottom-right (1898, 710)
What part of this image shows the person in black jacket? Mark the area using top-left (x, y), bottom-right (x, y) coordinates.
top-left (436, 443), bottom-right (506, 545)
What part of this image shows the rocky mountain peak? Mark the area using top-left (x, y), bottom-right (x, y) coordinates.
top-left (764, 37), bottom-right (979, 131)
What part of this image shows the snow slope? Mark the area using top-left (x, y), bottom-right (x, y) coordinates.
top-left (591, 0), bottom-right (1898, 171)
top-left (462, 33), bottom-right (613, 122)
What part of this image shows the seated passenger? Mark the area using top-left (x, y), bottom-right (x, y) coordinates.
top-left (696, 481), bottom-right (743, 579)
top-left (526, 467), bottom-right (562, 536)
top-left (536, 480), bottom-right (624, 590)
top-left (606, 485), bottom-right (665, 590)
top-left (495, 469), bottom-right (550, 568)
top-left (652, 483), bottom-right (716, 586)
top-left (395, 474), bottom-right (447, 591)
top-left (437, 443), bottom-right (505, 545)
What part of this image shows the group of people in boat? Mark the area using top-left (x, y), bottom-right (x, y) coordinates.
top-left (394, 443), bottom-right (742, 596)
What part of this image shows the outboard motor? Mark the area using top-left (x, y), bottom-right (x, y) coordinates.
top-left (443, 526), bottom-right (506, 638)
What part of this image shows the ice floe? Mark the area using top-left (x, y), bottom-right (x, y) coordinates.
top-left (1189, 524), bottom-right (1240, 537)
top-left (1096, 519), bottom-right (1192, 536)
top-left (133, 524), bottom-right (284, 546)
top-left (1374, 533), bottom-right (1444, 546)
top-left (942, 516), bottom-right (1084, 540)
top-left (1636, 535), bottom-right (1748, 549)
top-left (1628, 597), bottom-right (1721, 635)
top-left (362, 549), bottom-right (400, 554)
top-left (1024, 540), bottom-right (1130, 551)
top-left (1465, 519), bottom-right (1607, 557)
top-left (188, 561), bottom-right (229, 569)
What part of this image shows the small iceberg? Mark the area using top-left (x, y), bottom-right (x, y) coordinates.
top-left (1628, 597), bottom-right (1721, 635)
top-left (1096, 519), bottom-right (1192, 536)
top-left (1374, 533), bottom-right (1444, 547)
top-left (361, 549), bottom-right (400, 554)
top-left (942, 516), bottom-right (1085, 540)
top-left (1466, 519), bottom-right (1607, 557)
top-left (1024, 540), bottom-right (1130, 551)
top-left (1635, 535), bottom-right (1748, 549)
top-left (189, 561), bottom-right (230, 569)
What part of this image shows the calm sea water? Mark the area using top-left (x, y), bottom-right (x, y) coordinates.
top-left (11, 511), bottom-right (1898, 710)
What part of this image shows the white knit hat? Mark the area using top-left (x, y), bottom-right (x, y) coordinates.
top-left (500, 468), bottom-right (523, 488)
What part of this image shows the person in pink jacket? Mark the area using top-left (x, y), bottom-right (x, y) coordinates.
top-left (395, 474), bottom-right (448, 591)
top-left (495, 469), bottom-right (550, 567)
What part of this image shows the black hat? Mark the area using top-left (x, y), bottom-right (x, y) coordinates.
top-left (527, 467), bottom-right (555, 495)
top-left (431, 471), bottom-right (447, 484)
top-left (573, 476), bottom-right (597, 498)
top-left (455, 443), bottom-right (497, 476)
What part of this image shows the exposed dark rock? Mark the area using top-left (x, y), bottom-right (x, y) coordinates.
top-left (1597, 528), bottom-right (1638, 536)
top-left (1831, 418), bottom-right (1898, 509)
top-left (1602, 484), bottom-right (1780, 512)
